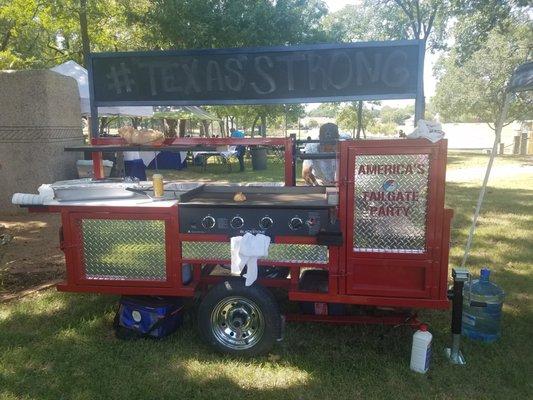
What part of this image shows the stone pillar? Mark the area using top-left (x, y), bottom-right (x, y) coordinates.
top-left (520, 131), bottom-right (528, 156)
top-left (0, 70), bottom-right (84, 213)
top-left (512, 136), bottom-right (520, 155)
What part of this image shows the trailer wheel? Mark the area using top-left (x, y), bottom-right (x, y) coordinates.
top-left (198, 278), bottom-right (281, 356)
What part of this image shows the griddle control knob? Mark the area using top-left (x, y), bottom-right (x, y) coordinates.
top-left (259, 216), bottom-right (273, 229)
top-left (201, 215), bottom-right (216, 230)
top-left (230, 216), bottom-right (244, 229)
top-left (289, 217), bottom-right (303, 231)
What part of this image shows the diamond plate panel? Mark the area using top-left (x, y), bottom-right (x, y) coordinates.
top-left (353, 154), bottom-right (429, 253)
top-left (81, 219), bottom-right (166, 280)
top-left (182, 241), bottom-right (328, 264)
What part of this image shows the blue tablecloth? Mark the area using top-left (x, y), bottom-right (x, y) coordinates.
top-left (147, 151), bottom-right (187, 170)
top-left (124, 159), bottom-right (147, 180)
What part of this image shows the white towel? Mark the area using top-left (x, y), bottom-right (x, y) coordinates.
top-left (12, 184), bottom-right (55, 205)
top-left (407, 119), bottom-right (445, 143)
top-left (230, 233), bottom-right (271, 286)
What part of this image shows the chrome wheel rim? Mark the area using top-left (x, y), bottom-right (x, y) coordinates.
top-left (210, 296), bottom-right (264, 350)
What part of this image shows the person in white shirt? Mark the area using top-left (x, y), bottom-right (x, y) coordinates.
top-left (302, 123), bottom-right (340, 186)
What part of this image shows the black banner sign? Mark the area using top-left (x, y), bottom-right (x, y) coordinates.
top-left (89, 40), bottom-right (423, 106)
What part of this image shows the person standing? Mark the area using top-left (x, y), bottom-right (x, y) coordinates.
top-left (230, 127), bottom-right (246, 172)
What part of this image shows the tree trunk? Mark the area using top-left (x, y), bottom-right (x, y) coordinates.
top-left (0, 29), bottom-right (11, 52)
top-left (131, 117), bottom-right (141, 129)
top-left (79, 0), bottom-right (91, 67)
top-left (165, 119), bottom-right (178, 138)
top-left (260, 115), bottom-right (267, 137)
top-left (356, 101), bottom-right (363, 139)
top-left (218, 121), bottom-right (225, 137)
top-left (178, 119), bottom-right (187, 137)
top-left (99, 117), bottom-right (109, 135)
top-left (284, 106), bottom-right (288, 138)
top-left (251, 115), bottom-right (260, 138)
top-left (202, 120), bottom-right (211, 137)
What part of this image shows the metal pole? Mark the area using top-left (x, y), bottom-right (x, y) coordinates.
top-left (445, 268), bottom-right (469, 365)
top-left (289, 134), bottom-right (296, 186)
top-left (414, 40), bottom-right (426, 126)
top-left (284, 104), bottom-right (288, 138)
top-left (461, 93), bottom-right (513, 268)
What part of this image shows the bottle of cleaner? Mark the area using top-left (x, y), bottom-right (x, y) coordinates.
top-left (410, 324), bottom-right (432, 373)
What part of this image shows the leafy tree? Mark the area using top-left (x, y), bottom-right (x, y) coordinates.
top-left (0, 0), bottom-right (55, 69)
top-left (380, 105), bottom-right (413, 125)
top-left (308, 103), bottom-right (340, 118)
top-left (207, 104), bottom-right (305, 137)
top-left (367, 121), bottom-right (398, 135)
top-left (123, 0), bottom-right (328, 49)
top-left (324, 0), bottom-right (449, 48)
top-left (324, 1), bottom-right (453, 118)
top-left (450, 0), bottom-right (531, 64)
top-left (433, 24), bottom-right (531, 129)
top-left (0, 0), bottom-right (145, 69)
top-left (308, 119), bottom-right (319, 129)
top-left (337, 102), bottom-right (379, 138)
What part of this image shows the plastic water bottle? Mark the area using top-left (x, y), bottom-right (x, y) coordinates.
top-left (462, 267), bottom-right (505, 342)
top-left (410, 324), bottom-right (432, 373)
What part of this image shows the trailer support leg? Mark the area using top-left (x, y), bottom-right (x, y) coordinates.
top-left (445, 267), bottom-right (469, 365)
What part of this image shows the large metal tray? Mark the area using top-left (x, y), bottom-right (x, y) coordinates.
top-left (178, 185), bottom-right (330, 208)
top-left (51, 179), bottom-right (140, 201)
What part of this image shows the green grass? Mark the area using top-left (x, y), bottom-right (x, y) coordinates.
top-left (147, 154), bottom-right (299, 183)
top-left (1, 152), bottom-right (532, 400)
top-left (446, 151), bottom-right (532, 170)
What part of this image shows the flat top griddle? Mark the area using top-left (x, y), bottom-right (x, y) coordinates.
top-left (179, 185), bottom-right (330, 208)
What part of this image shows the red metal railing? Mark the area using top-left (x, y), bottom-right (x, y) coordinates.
top-left (89, 136), bottom-right (296, 185)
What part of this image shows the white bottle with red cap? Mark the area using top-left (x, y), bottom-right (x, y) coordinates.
top-left (410, 324), bottom-right (432, 373)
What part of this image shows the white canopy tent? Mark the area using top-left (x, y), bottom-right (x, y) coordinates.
top-left (50, 61), bottom-right (154, 117)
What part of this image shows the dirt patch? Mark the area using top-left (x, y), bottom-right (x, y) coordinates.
top-left (0, 212), bottom-right (64, 299)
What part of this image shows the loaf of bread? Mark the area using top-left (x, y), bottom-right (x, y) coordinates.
top-left (233, 192), bottom-right (247, 202)
top-left (118, 126), bottom-right (165, 145)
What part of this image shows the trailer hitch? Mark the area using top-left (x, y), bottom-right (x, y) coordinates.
top-left (445, 267), bottom-right (469, 365)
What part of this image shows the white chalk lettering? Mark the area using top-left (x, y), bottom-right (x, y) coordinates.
top-left (161, 63), bottom-right (181, 93)
top-left (382, 50), bottom-right (409, 87)
top-left (251, 55), bottom-right (276, 95)
top-left (328, 51), bottom-right (353, 90)
top-left (206, 60), bottom-right (224, 91)
top-left (307, 53), bottom-right (328, 91)
top-left (181, 59), bottom-right (201, 94)
top-left (277, 53), bottom-right (306, 91)
top-left (355, 52), bottom-right (382, 86)
top-left (224, 57), bottom-right (246, 92)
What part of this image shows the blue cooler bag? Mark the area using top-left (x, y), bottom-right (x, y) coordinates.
top-left (114, 296), bottom-right (184, 340)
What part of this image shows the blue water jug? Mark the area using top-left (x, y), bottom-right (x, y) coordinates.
top-left (462, 268), bottom-right (505, 342)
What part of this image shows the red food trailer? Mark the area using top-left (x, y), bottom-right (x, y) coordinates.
top-left (23, 40), bottom-right (467, 357)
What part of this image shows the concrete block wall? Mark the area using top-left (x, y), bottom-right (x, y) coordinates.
top-left (0, 70), bottom-right (84, 213)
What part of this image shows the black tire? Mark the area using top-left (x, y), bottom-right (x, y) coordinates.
top-left (198, 278), bottom-right (281, 356)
